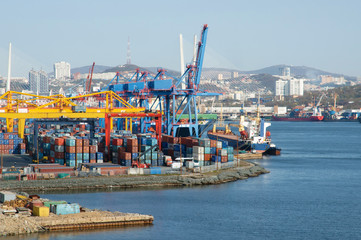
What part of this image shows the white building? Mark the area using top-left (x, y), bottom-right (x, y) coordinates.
top-left (54, 61), bottom-right (71, 80)
top-left (289, 79), bottom-right (304, 96)
top-left (29, 70), bottom-right (48, 95)
top-left (275, 78), bottom-right (304, 97)
top-left (275, 79), bottom-right (289, 96)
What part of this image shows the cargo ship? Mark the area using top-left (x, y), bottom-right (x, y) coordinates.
top-left (207, 117), bottom-right (280, 154)
top-left (272, 107), bottom-right (324, 121)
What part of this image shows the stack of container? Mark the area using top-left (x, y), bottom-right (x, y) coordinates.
top-left (65, 138), bottom-right (76, 167)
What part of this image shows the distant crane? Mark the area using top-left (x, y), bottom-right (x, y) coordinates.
top-left (85, 62), bottom-right (95, 93)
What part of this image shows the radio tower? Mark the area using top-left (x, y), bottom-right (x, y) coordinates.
top-left (126, 36), bottom-right (131, 64)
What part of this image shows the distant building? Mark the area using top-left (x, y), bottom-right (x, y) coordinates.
top-left (289, 79), bottom-right (304, 96)
top-left (319, 75), bottom-right (345, 85)
top-left (29, 70), bottom-right (48, 95)
top-left (279, 67), bottom-right (291, 77)
top-left (275, 78), bottom-right (304, 97)
top-left (54, 61), bottom-right (71, 80)
top-left (275, 79), bottom-right (289, 97)
top-left (231, 72), bottom-right (239, 78)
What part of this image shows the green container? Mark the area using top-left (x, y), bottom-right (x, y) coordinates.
top-left (43, 201), bottom-right (67, 208)
top-left (58, 173), bottom-right (70, 179)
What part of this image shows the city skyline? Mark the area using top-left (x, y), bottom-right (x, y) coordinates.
top-left (1, 0), bottom-right (361, 78)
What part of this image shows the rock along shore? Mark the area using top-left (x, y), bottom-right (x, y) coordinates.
top-left (0, 161), bottom-right (269, 193)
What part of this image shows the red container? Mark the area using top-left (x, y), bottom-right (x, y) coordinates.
top-left (210, 140), bottom-right (217, 148)
top-left (8, 139), bottom-right (14, 145)
top-left (75, 139), bottom-right (83, 147)
top-left (127, 138), bottom-right (138, 146)
top-left (49, 157), bottom-right (55, 163)
top-left (55, 152), bottom-right (64, 159)
top-left (126, 146), bottom-right (138, 153)
top-left (3, 134), bottom-right (8, 140)
top-left (50, 144), bottom-right (55, 151)
top-left (89, 145), bottom-right (97, 154)
top-left (82, 139), bottom-right (89, 146)
top-left (55, 138), bottom-right (65, 145)
top-left (65, 146), bottom-right (76, 153)
top-left (204, 154), bottom-right (211, 161)
top-left (29, 200), bottom-right (43, 210)
top-left (82, 147), bottom-right (89, 153)
top-left (20, 143), bottom-right (26, 149)
top-left (112, 138), bottom-right (123, 146)
top-left (221, 156), bottom-right (228, 163)
top-left (90, 159), bottom-right (96, 163)
top-left (75, 146), bottom-right (83, 153)
top-left (120, 152), bottom-right (132, 160)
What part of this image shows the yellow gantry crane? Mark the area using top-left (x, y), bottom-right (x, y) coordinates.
top-left (0, 91), bottom-right (145, 138)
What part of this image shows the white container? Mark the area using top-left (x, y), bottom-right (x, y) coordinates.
top-left (0, 191), bottom-right (17, 203)
top-left (216, 141), bottom-right (222, 148)
top-left (193, 146), bottom-right (204, 154)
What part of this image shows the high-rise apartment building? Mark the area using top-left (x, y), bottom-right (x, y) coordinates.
top-left (275, 78), bottom-right (304, 97)
top-left (275, 79), bottom-right (289, 96)
top-left (54, 61), bottom-right (71, 79)
top-left (29, 70), bottom-right (48, 95)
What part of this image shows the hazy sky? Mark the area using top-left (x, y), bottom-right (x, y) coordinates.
top-left (1, 0), bottom-right (360, 77)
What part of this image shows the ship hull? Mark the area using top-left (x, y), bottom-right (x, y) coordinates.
top-left (207, 132), bottom-right (270, 152)
top-left (272, 115), bottom-right (324, 121)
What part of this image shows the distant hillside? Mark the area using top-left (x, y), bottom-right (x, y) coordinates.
top-left (71, 65), bottom-right (111, 74)
top-left (144, 67), bottom-right (180, 77)
top-left (239, 65), bottom-right (354, 80)
top-left (202, 65), bottom-right (356, 81)
top-left (103, 64), bottom-right (150, 73)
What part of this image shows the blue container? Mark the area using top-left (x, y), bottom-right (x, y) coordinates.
top-left (65, 139), bottom-right (76, 147)
top-left (157, 159), bottom-right (164, 166)
top-left (76, 153), bottom-right (83, 161)
top-left (82, 159), bottom-right (89, 163)
top-left (151, 152), bottom-right (157, 160)
top-left (211, 155), bottom-right (221, 162)
top-left (65, 153), bottom-right (76, 160)
top-left (20, 149), bottom-right (26, 155)
top-left (210, 147), bottom-right (216, 155)
top-left (66, 160), bottom-right (76, 167)
top-left (96, 152), bottom-right (103, 160)
top-left (204, 147), bottom-right (211, 154)
top-left (55, 159), bottom-right (65, 165)
top-left (150, 167), bottom-right (161, 174)
top-left (54, 203), bottom-right (80, 215)
top-left (141, 145), bottom-right (150, 152)
top-left (131, 153), bottom-right (138, 159)
top-left (227, 147), bottom-right (234, 154)
top-left (161, 142), bottom-right (168, 149)
top-left (151, 160), bottom-right (158, 167)
top-left (83, 153), bottom-right (89, 160)
top-left (90, 153), bottom-right (96, 160)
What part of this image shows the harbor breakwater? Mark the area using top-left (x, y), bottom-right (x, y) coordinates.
top-left (0, 161), bottom-right (268, 193)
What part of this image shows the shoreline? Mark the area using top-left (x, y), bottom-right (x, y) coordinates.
top-left (0, 160), bottom-right (269, 193)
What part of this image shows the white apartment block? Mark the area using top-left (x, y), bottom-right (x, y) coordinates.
top-left (54, 61), bottom-right (71, 79)
top-left (275, 78), bottom-right (304, 97)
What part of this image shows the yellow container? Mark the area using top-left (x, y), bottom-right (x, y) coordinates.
top-left (33, 206), bottom-right (49, 217)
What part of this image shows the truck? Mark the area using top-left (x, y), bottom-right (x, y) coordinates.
top-left (172, 157), bottom-right (194, 169)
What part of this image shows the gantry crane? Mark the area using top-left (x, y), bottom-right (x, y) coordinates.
top-left (0, 90), bottom-right (145, 139)
top-left (105, 24), bottom-right (221, 137)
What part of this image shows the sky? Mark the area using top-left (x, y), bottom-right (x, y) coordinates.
top-left (0, 0), bottom-right (361, 78)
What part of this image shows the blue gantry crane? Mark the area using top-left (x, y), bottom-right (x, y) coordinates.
top-left (105, 24), bottom-right (220, 137)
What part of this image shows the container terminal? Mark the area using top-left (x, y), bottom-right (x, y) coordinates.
top-left (0, 25), bottom-right (273, 236)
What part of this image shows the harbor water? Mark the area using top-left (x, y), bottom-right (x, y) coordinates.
top-left (11, 121), bottom-right (361, 240)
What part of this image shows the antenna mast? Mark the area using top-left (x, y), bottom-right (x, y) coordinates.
top-left (126, 36), bottom-right (131, 64)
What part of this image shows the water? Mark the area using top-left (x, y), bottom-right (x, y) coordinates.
top-left (11, 122), bottom-right (361, 240)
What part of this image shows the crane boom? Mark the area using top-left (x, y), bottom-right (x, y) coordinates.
top-left (86, 62), bottom-right (95, 92)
